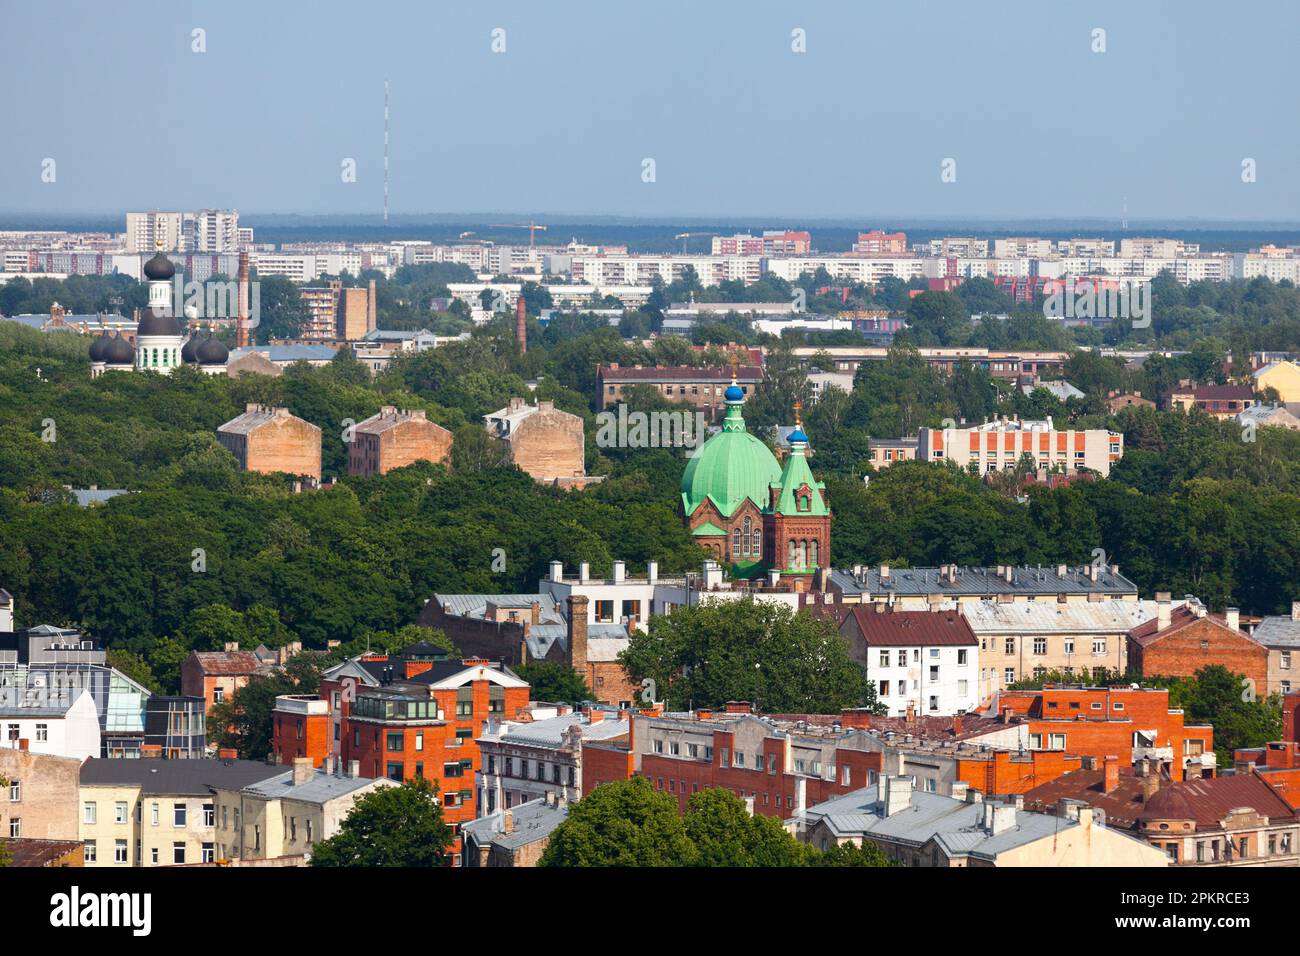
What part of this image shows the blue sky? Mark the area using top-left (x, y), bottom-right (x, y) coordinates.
top-left (2, 0), bottom-right (1297, 221)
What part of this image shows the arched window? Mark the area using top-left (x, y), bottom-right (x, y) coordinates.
top-left (809, 538), bottom-right (818, 568)
top-left (787, 539), bottom-right (796, 568)
top-left (753, 528), bottom-right (761, 560)
top-left (743, 517), bottom-right (752, 556)
top-left (733, 527), bottom-right (741, 555)
top-left (797, 539), bottom-right (807, 568)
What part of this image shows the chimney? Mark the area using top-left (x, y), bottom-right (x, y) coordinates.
top-left (549, 560), bottom-right (563, 582)
top-left (879, 564), bottom-right (891, 582)
top-left (1156, 593), bottom-right (1172, 632)
top-left (530, 601), bottom-right (540, 625)
top-left (567, 594), bottom-right (589, 680)
top-left (1057, 564), bottom-right (1067, 578)
top-left (502, 810), bottom-right (514, 834)
top-left (579, 562), bottom-right (590, 584)
top-left (952, 714), bottom-right (963, 738)
top-left (983, 802), bottom-right (1017, 835)
top-left (367, 279), bottom-right (377, 333)
top-left (880, 775), bottom-right (912, 817)
top-left (236, 250), bottom-right (250, 348)
top-left (1292, 601), bottom-right (1300, 622)
top-left (347, 760), bottom-right (360, 778)
top-left (1225, 607), bottom-right (1240, 632)
top-left (647, 560), bottom-right (658, 583)
top-left (292, 757), bottom-right (313, 786)
top-left (1102, 755), bottom-right (1119, 794)
top-left (612, 560), bottom-right (625, 584)
top-left (516, 295), bottom-right (527, 354)
top-left (1141, 771), bottom-right (1161, 803)
top-left (224, 641), bottom-right (239, 652)
top-left (767, 569), bottom-right (781, 588)
top-left (905, 701), bottom-right (915, 724)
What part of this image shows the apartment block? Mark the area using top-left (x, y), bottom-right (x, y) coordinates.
top-left (348, 406), bottom-right (453, 476)
top-left (917, 416), bottom-right (1124, 476)
top-left (217, 404), bottom-right (322, 481)
top-left (1128, 600), bottom-right (1269, 695)
top-left (596, 363), bottom-right (763, 414)
top-left (829, 562), bottom-right (1139, 608)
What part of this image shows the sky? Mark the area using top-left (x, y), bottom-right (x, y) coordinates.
top-left (2, 0), bottom-right (1298, 222)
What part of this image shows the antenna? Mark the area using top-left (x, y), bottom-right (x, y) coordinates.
top-left (383, 79), bottom-right (390, 224)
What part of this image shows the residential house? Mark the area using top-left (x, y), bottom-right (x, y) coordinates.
top-left (1253, 602), bottom-right (1300, 698)
top-left (1127, 598), bottom-right (1270, 696)
top-left (461, 794), bottom-right (569, 867)
top-left (829, 563), bottom-right (1140, 608)
top-left (0, 748), bottom-right (81, 840)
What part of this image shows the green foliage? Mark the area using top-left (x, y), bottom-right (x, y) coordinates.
top-left (208, 653), bottom-right (324, 758)
top-left (514, 661), bottom-right (591, 705)
top-left (619, 598), bottom-right (879, 714)
top-left (682, 787), bottom-right (820, 866)
top-left (815, 839), bottom-right (894, 867)
top-left (538, 777), bottom-right (698, 866)
top-left (309, 776), bottom-right (453, 867)
top-left (1138, 665), bottom-right (1283, 766)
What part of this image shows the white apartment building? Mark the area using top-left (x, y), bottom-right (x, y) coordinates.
top-left (570, 254), bottom-right (763, 287)
top-left (763, 255), bottom-right (926, 284)
top-left (991, 238), bottom-right (1055, 259)
top-left (126, 210), bottom-right (240, 253)
top-left (0, 689), bottom-right (101, 761)
top-left (248, 252), bottom-right (362, 283)
top-left (917, 415), bottom-right (1123, 476)
top-left (1234, 251), bottom-right (1300, 283)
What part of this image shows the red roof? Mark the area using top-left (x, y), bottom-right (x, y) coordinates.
top-left (841, 607), bottom-right (977, 647)
top-left (598, 364), bottom-right (763, 383)
top-left (1128, 607), bottom-right (1256, 646)
top-left (1141, 772), bottom-right (1296, 826)
top-left (1168, 384), bottom-right (1255, 401)
top-left (191, 650), bottom-right (267, 676)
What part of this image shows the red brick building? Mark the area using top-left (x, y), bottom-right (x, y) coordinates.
top-left (1128, 601), bottom-right (1270, 695)
top-left (995, 684), bottom-right (1215, 781)
top-left (181, 645), bottom-right (272, 715)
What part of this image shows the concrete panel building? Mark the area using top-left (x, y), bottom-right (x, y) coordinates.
top-left (217, 404), bottom-right (322, 481)
top-left (348, 406), bottom-right (452, 476)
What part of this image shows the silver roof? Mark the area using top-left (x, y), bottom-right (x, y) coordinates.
top-left (1254, 615), bottom-right (1300, 649)
top-left (831, 565), bottom-right (1138, 598)
top-left (461, 797), bottom-right (569, 851)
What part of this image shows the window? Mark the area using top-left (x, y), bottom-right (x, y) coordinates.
top-left (114, 839), bottom-right (128, 864)
top-left (733, 752), bottom-right (744, 768)
top-left (173, 803), bottom-right (187, 827)
top-left (306, 820), bottom-right (314, 844)
top-left (417, 732), bottom-right (428, 751)
top-left (115, 801), bottom-right (128, 824)
top-left (1282, 652), bottom-right (1291, 670)
top-left (8, 818), bottom-right (20, 838)
top-left (621, 599), bottom-right (641, 622)
top-left (201, 843), bottom-right (215, 863)
top-left (1064, 639), bottom-right (1074, 655)
top-left (386, 763), bottom-right (404, 781)
top-left (203, 803), bottom-right (214, 827)
top-left (653, 739), bottom-right (663, 754)
top-left (1033, 638), bottom-right (1047, 655)
top-left (1004, 668), bottom-right (1015, 685)
top-left (387, 732), bottom-right (404, 752)
top-left (929, 665), bottom-right (939, 683)
top-left (879, 680), bottom-right (890, 697)
top-left (1004, 638), bottom-right (1015, 655)
top-left (1049, 733), bottom-right (1066, 749)
top-left (1092, 639), bottom-right (1107, 656)
top-left (594, 600), bottom-right (615, 623)
top-left (151, 803), bottom-right (159, 826)
top-left (213, 686), bottom-right (224, 704)
top-left (958, 680), bottom-right (968, 696)
top-left (879, 650), bottom-right (891, 667)
top-left (35, 723), bottom-right (48, 742)
top-left (1029, 733), bottom-right (1043, 749)
top-left (174, 842), bottom-right (186, 865)
top-left (928, 695), bottom-right (939, 712)
top-left (957, 649), bottom-right (967, 665)
top-left (83, 801), bottom-right (97, 825)
top-left (8, 779), bottom-right (19, 802)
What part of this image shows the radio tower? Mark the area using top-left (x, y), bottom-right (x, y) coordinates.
top-left (383, 80), bottom-right (390, 224)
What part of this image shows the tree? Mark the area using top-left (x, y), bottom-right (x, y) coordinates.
top-left (682, 787), bottom-right (818, 866)
top-left (515, 661), bottom-right (591, 705)
top-left (309, 776), bottom-right (453, 866)
top-left (208, 653), bottom-right (323, 759)
top-left (618, 598), bottom-right (878, 714)
top-left (539, 777), bottom-right (697, 866)
top-left (816, 839), bottom-right (894, 867)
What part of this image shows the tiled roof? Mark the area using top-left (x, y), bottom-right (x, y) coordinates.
top-left (1168, 384), bottom-right (1255, 400)
top-left (838, 607), bottom-right (977, 647)
top-left (1128, 607), bottom-right (1259, 647)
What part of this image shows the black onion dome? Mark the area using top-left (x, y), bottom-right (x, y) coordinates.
top-left (196, 333), bottom-right (229, 365)
top-left (143, 251), bottom-right (175, 281)
top-left (180, 334), bottom-right (199, 363)
top-left (136, 307), bottom-right (182, 337)
top-left (102, 332), bottom-right (134, 364)
top-left (88, 334), bottom-right (107, 361)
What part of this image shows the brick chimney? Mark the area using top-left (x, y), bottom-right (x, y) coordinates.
top-left (367, 279), bottom-right (377, 333)
top-left (1141, 771), bottom-right (1161, 803)
top-left (952, 714), bottom-right (963, 738)
top-left (516, 295), bottom-right (527, 354)
top-left (905, 701), bottom-right (915, 724)
top-left (502, 810), bottom-right (514, 834)
top-left (567, 594), bottom-right (589, 681)
top-left (1102, 755), bottom-right (1119, 794)
top-left (292, 756), bottom-right (313, 786)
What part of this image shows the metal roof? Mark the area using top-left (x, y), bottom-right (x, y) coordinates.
top-left (80, 758), bottom-right (285, 796)
top-left (461, 797), bottom-right (568, 851)
top-left (1253, 614), bottom-right (1300, 649)
top-left (238, 768), bottom-right (386, 803)
top-left (830, 565), bottom-right (1139, 598)
top-left (960, 599), bottom-right (1167, 635)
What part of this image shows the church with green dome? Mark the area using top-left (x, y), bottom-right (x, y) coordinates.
top-left (680, 378), bottom-right (830, 588)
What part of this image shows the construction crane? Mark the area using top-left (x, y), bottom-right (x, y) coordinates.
top-left (488, 220), bottom-right (548, 248)
top-left (674, 231), bottom-right (717, 253)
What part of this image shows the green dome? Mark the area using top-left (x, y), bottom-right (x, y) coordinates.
top-left (680, 399), bottom-right (781, 518)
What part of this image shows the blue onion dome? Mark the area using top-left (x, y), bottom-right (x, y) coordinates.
top-left (724, 383), bottom-right (744, 402)
top-left (788, 427), bottom-right (809, 444)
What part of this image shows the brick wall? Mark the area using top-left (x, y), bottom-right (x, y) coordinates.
top-left (507, 408), bottom-right (584, 480)
top-left (1131, 618), bottom-right (1270, 695)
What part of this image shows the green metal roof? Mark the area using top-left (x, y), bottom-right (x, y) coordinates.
top-left (691, 521), bottom-right (727, 536)
top-left (680, 401), bottom-right (781, 519)
top-left (773, 442), bottom-right (829, 517)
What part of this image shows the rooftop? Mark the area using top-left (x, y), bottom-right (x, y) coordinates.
top-left (80, 758), bottom-right (286, 796)
top-left (831, 564), bottom-right (1139, 598)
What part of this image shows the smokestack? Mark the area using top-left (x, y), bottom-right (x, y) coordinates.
top-left (1102, 755), bottom-right (1119, 794)
top-left (516, 295), bottom-right (527, 354)
top-left (236, 250), bottom-right (250, 348)
top-left (367, 279), bottom-right (377, 333)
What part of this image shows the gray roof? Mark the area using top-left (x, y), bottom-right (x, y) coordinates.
top-left (804, 785), bottom-right (1077, 861)
top-left (80, 758), bottom-right (285, 796)
top-left (960, 599), bottom-right (1168, 635)
top-left (1254, 614), bottom-right (1300, 649)
top-left (484, 713), bottom-right (630, 749)
top-left (228, 345), bottom-right (338, 364)
top-left (435, 593), bottom-right (564, 624)
top-left (461, 798), bottom-right (569, 851)
top-left (830, 565), bottom-right (1139, 599)
top-left (238, 768), bottom-right (384, 804)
